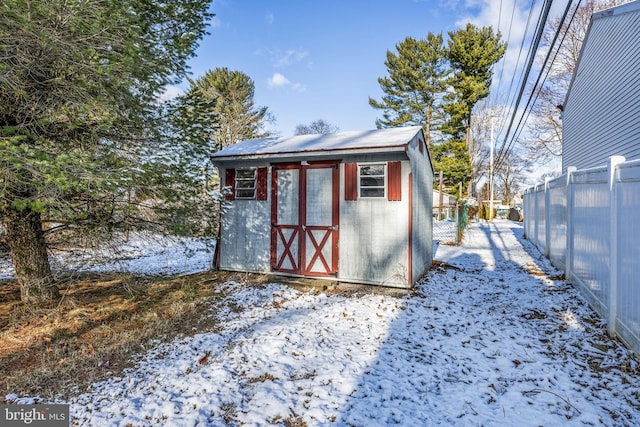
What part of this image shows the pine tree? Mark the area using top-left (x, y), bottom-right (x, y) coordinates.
top-left (180, 68), bottom-right (272, 151)
top-left (443, 23), bottom-right (506, 139)
top-left (369, 33), bottom-right (448, 145)
top-left (430, 139), bottom-right (472, 192)
top-left (0, 0), bottom-right (213, 304)
top-left (369, 27), bottom-right (505, 194)
top-left (438, 24), bottom-right (506, 192)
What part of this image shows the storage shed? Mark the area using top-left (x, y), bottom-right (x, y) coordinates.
top-left (562, 0), bottom-right (640, 172)
top-left (210, 126), bottom-right (433, 288)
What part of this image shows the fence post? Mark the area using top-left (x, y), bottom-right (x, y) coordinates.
top-left (608, 156), bottom-right (625, 337)
top-left (544, 177), bottom-right (551, 258)
top-left (523, 189), bottom-right (529, 238)
top-left (533, 185), bottom-right (538, 247)
top-left (565, 167), bottom-right (576, 284)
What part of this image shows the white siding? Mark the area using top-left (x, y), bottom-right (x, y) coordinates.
top-left (563, 5), bottom-right (640, 172)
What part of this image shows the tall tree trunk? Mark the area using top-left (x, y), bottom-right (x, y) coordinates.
top-left (2, 204), bottom-right (58, 304)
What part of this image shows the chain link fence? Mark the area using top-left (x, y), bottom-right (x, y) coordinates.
top-left (433, 204), bottom-right (469, 245)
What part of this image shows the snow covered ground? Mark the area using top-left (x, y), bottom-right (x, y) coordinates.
top-left (0, 233), bottom-right (215, 280)
top-left (5, 221), bottom-right (640, 426)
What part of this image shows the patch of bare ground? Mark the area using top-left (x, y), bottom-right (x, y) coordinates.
top-left (523, 262), bottom-right (565, 281)
top-left (0, 270), bottom-right (275, 402)
top-left (0, 271), bottom-right (405, 403)
top-left (430, 259), bottom-right (462, 273)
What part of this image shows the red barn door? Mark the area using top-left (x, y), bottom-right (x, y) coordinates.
top-left (271, 161), bottom-right (339, 276)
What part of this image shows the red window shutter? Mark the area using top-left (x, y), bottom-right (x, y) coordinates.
top-left (388, 161), bottom-right (402, 201)
top-left (256, 167), bottom-right (268, 200)
top-left (224, 168), bottom-right (235, 201)
top-left (344, 163), bottom-right (358, 201)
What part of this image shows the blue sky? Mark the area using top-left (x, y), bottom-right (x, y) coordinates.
top-left (174, 0), bottom-right (536, 136)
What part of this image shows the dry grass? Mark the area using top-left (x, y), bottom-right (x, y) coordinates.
top-left (0, 270), bottom-right (260, 402)
top-left (0, 270), bottom-right (404, 404)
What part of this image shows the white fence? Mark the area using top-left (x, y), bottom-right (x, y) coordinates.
top-left (524, 156), bottom-right (640, 354)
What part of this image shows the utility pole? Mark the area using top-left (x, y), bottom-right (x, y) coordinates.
top-left (489, 117), bottom-right (495, 221)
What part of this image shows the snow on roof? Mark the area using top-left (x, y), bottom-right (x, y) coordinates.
top-left (210, 126), bottom-right (423, 160)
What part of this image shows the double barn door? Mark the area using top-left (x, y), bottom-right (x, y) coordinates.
top-left (271, 161), bottom-right (339, 277)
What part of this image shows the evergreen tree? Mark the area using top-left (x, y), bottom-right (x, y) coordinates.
top-left (180, 68), bottom-right (271, 150)
top-left (0, 0), bottom-right (213, 304)
top-left (369, 27), bottom-right (504, 194)
top-left (438, 24), bottom-right (506, 192)
top-left (430, 139), bottom-right (472, 192)
top-left (443, 23), bottom-right (506, 140)
top-left (369, 33), bottom-right (447, 145)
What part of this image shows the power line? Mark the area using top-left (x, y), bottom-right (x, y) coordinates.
top-left (494, 0), bottom-right (539, 140)
top-left (493, 0), bottom-right (521, 111)
top-left (495, 0), bottom-right (579, 169)
top-left (493, 0), bottom-right (555, 166)
top-left (498, 0), bottom-right (582, 164)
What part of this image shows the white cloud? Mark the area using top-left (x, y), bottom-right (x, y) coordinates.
top-left (290, 82), bottom-right (306, 92)
top-left (210, 15), bottom-right (222, 29)
top-left (457, 0), bottom-right (537, 103)
top-left (267, 73), bottom-right (306, 92)
top-left (158, 85), bottom-right (184, 102)
top-left (265, 11), bottom-right (274, 25)
top-left (257, 48), bottom-right (309, 68)
top-left (267, 73), bottom-right (290, 88)
top-left (274, 49), bottom-right (309, 68)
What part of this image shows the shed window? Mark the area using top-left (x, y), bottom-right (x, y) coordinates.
top-left (235, 169), bottom-right (257, 199)
top-left (359, 164), bottom-right (385, 198)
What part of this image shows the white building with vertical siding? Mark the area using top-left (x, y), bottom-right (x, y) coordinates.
top-left (210, 126), bottom-right (434, 288)
top-left (562, 0), bottom-right (640, 173)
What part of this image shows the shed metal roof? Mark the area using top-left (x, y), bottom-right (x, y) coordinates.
top-left (210, 126), bottom-right (424, 161)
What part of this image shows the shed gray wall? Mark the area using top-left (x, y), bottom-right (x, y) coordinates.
top-left (407, 135), bottom-right (434, 284)
top-left (562, 5), bottom-right (640, 172)
top-left (337, 133), bottom-right (433, 287)
top-left (218, 168), bottom-right (271, 273)
top-left (338, 161), bottom-right (411, 287)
